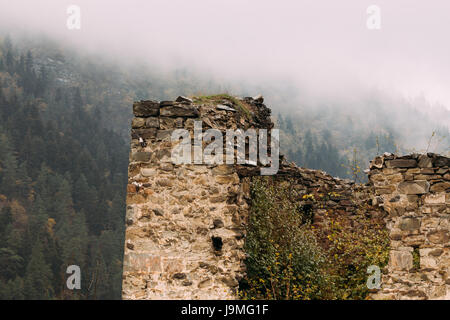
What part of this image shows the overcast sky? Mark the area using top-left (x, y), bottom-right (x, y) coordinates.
top-left (1, 0), bottom-right (450, 110)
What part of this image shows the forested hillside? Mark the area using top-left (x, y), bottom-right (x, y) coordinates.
top-left (0, 36), bottom-right (128, 299)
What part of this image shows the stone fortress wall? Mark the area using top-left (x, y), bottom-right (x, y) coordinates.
top-left (122, 95), bottom-right (449, 300)
top-left (121, 96), bottom-right (270, 299)
top-left (368, 153), bottom-right (450, 299)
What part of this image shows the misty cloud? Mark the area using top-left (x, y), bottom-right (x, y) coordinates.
top-left (0, 0), bottom-right (450, 110)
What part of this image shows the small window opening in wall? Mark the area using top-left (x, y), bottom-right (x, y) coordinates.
top-left (299, 203), bottom-right (314, 224)
top-left (211, 236), bottom-right (223, 251)
top-left (412, 246), bottom-right (420, 270)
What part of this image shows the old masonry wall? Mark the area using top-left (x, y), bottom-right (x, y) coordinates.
top-left (368, 153), bottom-right (450, 300)
top-left (121, 96), bottom-right (272, 299)
top-left (122, 95), bottom-right (450, 300)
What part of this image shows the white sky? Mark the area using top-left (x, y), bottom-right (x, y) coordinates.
top-left (1, 0), bottom-right (450, 110)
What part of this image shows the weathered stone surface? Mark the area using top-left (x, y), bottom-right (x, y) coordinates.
top-left (212, 165), bottom-right (234, 175)
top-left (145, 117), bottom-right (160, 128)
top-left (156, 179), bottom-right (173, 187)
top-left (210, 195), bottom-right (227, 203)
top-left (124, 253), bottom-right (161, 272)
top-left (159, 117), bottom-right (178, 130)
top-left (419, 168), bottom-right (435, 174)
top-left (385, 159), bottom-right (417, 168)
top-left (215, 174), bottom-right (239, 184)
top-left (375, 187), bottom-right (395, 195)
top-left (433, 156), bottom-right (450, 167)
top-left (198, 279), bottom-right (212, 289)
top-left (132, 151), bottom-right (151, 162)
top-left (160, 100), bottom-right (174, 107)
top-left (213, 219), bottom-right (224, 228)
top-left (133, 100), bottom-right (160, 117)
top-left (160, 105), bottom-right (199, 117)
top-left (429, 248), bottom-right (443, 257)
top-left (371, 156), bottom-right (384, 169)
top-left (160, 163), bottom-right (174, 171)
top-left (173, 272), bottom-right (186, 280)
top-left (252, 94), bottom-right (264, 103)
top-left (216, 104), bottom-right (236, 112)
top-left (398, 181), bottom-right (430, 194)
top-left (175, 96), bottom-right (193, 104)
top-left (221, 276), bottom-right (239, 287)
top-left (399, 217), bottom-right (420, 231)
top-left (424, 193), bottom-right (446, 204)
top-left (156, 130), bottom-right (174, 141)
top-left (132, 117), bottom-right (146, 128)
top-left (430, 285), bottom-right (447, 299)
top-left (427, 230), bottom-right (449, 244)
top-left (417, 155), bottom-right (433, 168)
top-left (390, 251), bottom-right (413, 271)
top-left (131, 128), bottom-right (157, 140)
top-left (141, 168), bottom-right (157, 177)
top-left (386, 173), bottom-right (403, 184)
top-left (430, 182), bottom-right (450, 192)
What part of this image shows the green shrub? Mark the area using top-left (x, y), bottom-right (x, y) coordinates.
top-left (240, 177), bottom-right (390, 300)
top-left (240, 177), bottom-right (333, 300)
top-left (319, 209), bottom-right (390, 299)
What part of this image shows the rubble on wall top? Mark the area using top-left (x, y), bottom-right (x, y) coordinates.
top-left (370, 152), bottom-right (450, 170)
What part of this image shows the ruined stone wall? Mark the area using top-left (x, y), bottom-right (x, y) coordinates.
top-left (368, 153), bottom-right (450, 299)
top-left (122, 95), bottom-right (449, 300)
top-left (122, 96), bottom-right (274, 299)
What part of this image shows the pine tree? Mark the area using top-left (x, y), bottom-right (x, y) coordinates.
top-left (57, 211), bottom-right (89, 273)
top-left (0, 248), bottom-right (24, 280)
top-left (0, 150), bottom-right (18, 196)
top-left (0, 277), bottom-right (24, 300)
top-left (23, 240), bottom-right (54, 299)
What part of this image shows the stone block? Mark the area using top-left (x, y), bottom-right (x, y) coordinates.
top-left (375, 186), bottom-right (395, 195)
top-left (427, 230), bottom-right (449, 244)
top-left (433, 156), bottom-right (450, 167)
top-left (399, 217), bottom-right (420, 231)
top-left (430, 285), bottom-right (447, 299)
top-left (145, 117), bottom-right (160, 128)
top-left (371, 156), bottom-right (384, 169)
top-left (132, 151), bottom-right (151, 162)
top-left (176, 96), bottom-right (193, 104)
top-left (124, 253), bottom-right (161, 273)
top-left (390, 250), bottom-right (413, 271)
top-left (132, 128), bottom-right (157, 140)
top-left (424, 193), bottom-right (446, 204)
top-left (212, 164), bottom-right (234, 175)
top-left (160, 105), bottom-right (199, 117)
top-left (419, 168), bottom-right (435, 174)
top-left (133, 100), bottom-right (160, 117)
top-left (430, 182), bottom-right (450, 192)
top-left (132, 117), bottom-right (146, 128)
top-left (141, 168), bottom-right (157, 177)
top-left (385, 159), bottom-right (417, 168)
top-left (418, 155), bottom-right (433, 168)
top-left (156, 129), bottom-right (174, 141)
top-left (215, 174), bottom-right (239, 184)
top-left (398, 181), bottom-right (430, 194)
